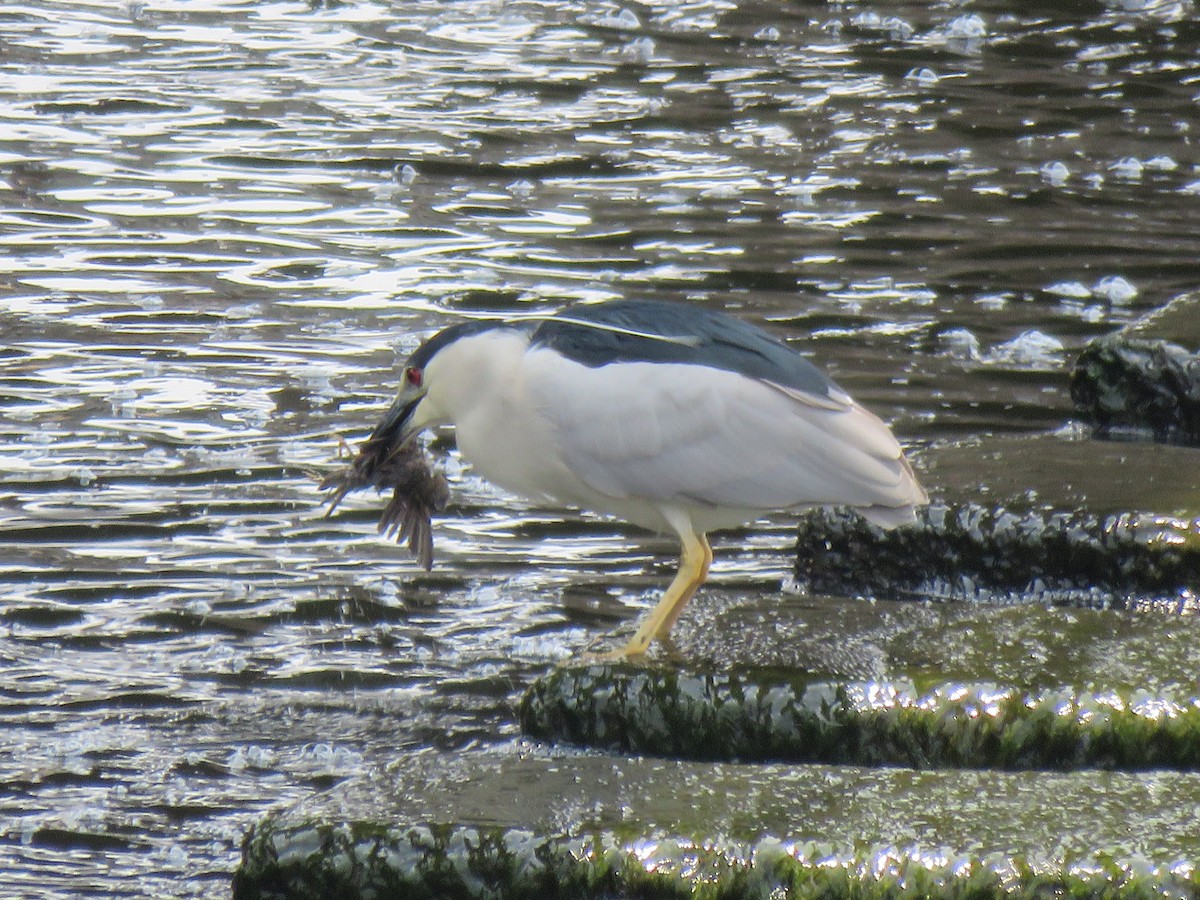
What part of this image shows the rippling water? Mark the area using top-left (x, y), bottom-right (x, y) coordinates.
top-left (2, 0), bottom-right (1198, 896)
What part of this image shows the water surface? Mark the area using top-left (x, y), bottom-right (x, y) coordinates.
top-left (2, 0), bottom-right (1198, 896)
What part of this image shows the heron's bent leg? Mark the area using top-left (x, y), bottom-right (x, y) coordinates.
top-left (620, 530), bottom-right (710, 657)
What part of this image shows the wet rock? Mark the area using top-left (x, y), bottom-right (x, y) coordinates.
top-left (234, 752), bottom-right (1200, 899)
top-left (793, 500), bottom-right (1200, 608)
top-left (1124, 290), bottom-right (1200, 348)
top-left (793, 431), bottom-right (1200, 608)
top-left (521, 591), bottom-right (1200, 768)
top-left (1071, 333), bottom-right (1200, 445)
top-left (521, 660), bottom-right (1200, 769)
top-left (1071, 292), bottom-right (1200, 446)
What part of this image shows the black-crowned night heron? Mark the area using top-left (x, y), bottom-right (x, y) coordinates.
top-left (364, 299), bottom-right (927, 657)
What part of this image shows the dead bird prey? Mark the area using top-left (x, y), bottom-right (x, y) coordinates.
top-left (321, 432), bottom-right (450, 571)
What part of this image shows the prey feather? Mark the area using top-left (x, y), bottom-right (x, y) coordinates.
top-left (321, 436), bottom-right (450, 570)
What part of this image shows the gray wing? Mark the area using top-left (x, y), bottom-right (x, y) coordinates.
top-left (531, 299), bottom-right (844, 401)
top-left (523, 346), bottom-right (924, 520)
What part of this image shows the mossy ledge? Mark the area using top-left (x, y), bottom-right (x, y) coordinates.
top-left (234, 753), bottom-right (1200, 899)
top-left (1071, 334), bottom-right (1200, 446)
top-left (234, 821), bottom-right (1198, 900)
top-left (792, 501), bottom-right (1200, 608)
top-left (521, 665), bottom-right (1200, 770)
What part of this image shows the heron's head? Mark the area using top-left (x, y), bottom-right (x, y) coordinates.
top-left (366, 320), bottom-right (516, 452)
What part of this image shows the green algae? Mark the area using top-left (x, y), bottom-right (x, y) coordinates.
top-left (521, 663), bottom-right (1200, 770)
top-left (235, 821), bottom-right (614, 900)
top-left (234, 754), bottom-right (1200, 900)
top-left (236, 822), bottom-right (1200, 900)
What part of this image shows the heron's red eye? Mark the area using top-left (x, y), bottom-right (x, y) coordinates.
top-left (406, 367), bottom-right (423, 387)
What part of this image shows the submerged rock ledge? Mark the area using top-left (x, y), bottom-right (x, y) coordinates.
top-left (234, 753), bottom-right (1200, 900)
top-left (793, 501), bottom-right (1200, 608)
top-left (522, 665), bottom-right (1200, 769)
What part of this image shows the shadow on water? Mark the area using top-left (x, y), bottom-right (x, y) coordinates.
top-left (1, 0), bottom-right (1198, 896)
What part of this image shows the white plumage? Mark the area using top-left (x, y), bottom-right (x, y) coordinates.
top-left (412, 327), bottom-right (923, 534)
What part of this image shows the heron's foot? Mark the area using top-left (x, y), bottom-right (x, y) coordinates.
top-left (563, 632), bottom-right (682, 668)
top-left (563, 633), bottom-right (643, 667)
top-left (566, 646), bottom-right (638, 667)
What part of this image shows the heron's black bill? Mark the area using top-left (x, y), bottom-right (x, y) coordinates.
top-left (368, 393), bottom-right (422, 454)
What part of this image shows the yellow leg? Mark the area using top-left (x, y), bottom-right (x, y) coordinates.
top-left (660, 533), bottom-right (711, 635)
top-left (619, 530), bottom-right (711, 657)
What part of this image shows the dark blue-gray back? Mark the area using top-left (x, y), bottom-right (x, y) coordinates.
top-left (530, 299), bottom-right (840, 399)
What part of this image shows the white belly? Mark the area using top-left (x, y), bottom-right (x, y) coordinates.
top-left (451, 381), bottom-right (763, 537)
top-left (452, 388), bottom-right (577, 505)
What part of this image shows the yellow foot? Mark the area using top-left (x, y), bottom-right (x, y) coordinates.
top-left (562, 634), bottom-right (646, 667)
top-left (566, 647), bottom-right (639, 667)
top-left (563, 632), bottom-right (684, 668)
top-left (562, 526), bottom-right (709, 668)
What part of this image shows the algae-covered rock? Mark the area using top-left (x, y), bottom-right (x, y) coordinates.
top-left (1071, 333), bottom-right (1200, 445)
top-left (793, 501), bottom-right (1200, 608)
top-left (521, 662), bottom-right (1200, 770)
top-left (791, 431), bottom-right (1200, 608)
top-left (521, 593), bottom-right (1200, 769)
top-left (234, 752), bottom-right (1200, 899)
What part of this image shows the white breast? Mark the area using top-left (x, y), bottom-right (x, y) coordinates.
top-left (420, 329), bottom-right (583, 505)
